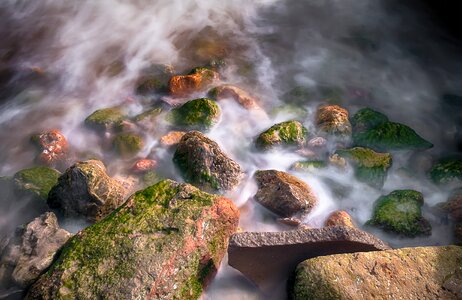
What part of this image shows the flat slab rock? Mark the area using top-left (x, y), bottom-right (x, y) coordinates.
top-left (228, 226), bottom-right (390, 288)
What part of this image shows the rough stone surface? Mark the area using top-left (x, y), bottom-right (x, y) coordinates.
top-left (325, 210), bottom-right (355, 227)
top-left (315, 104), bottom-right (352, 136)
top-left (26, 180), bottom-right (239, 300)
top-left (160, 131), bottom-right (186, 147)
top-left (31, 130), bottom-right (69, 167)
top-left (208, 85), bottom-right (261, 110)
top-left (429, 159), bottom-right (462, 185)
top-left (254, 170), bottom-right (317, 218)
top-left (168, 67), bottom-right (219, 97)
top-left (0, 212), bottom-right (71, 289)
top-left (169, 98), bottom-right (221, 131)
top-left (13, 167), bottom-right (61, 201)
top-left (228, 226), bottom-right (390, 287)
top-left (292, 246), bottom-right (462, 300)
top-left (173, 131), bottom-right (242, 192)
top-left (255, 120), bottom-right (308, 150)
top-left (48, 160), bottom-right (128, 222)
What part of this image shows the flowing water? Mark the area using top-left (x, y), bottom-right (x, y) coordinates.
top-left (0, 1), bottom-right (461, 299)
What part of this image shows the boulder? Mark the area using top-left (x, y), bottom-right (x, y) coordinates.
top-left (160, 131), bottom-right (186, 147)
top-left (0, 212), bottom-right (71, 289)
top-left (31, 130), bottom-right (69, 167)
top-left (350, 107), bottom-right (388, 133)
top-left (228, 227), bottom-right (390, 287)
top-left (47, 160), bottom-right (128, 222)
top-left (173, 131), bottom-right (242, 192)
top-left (336, 147), bottom-right (392, 188)
top-left (169, 98), bottom-right (221, 131)
top-left (367, 190), bottom-right (432, 237)
top-left (429, 159), bottom-right (462, 185)
top-left (253, 170), bottom-right (317, 218)
top-left (84, 107), bottom-right (126, 132)
top-left (26, 180), bottom-right (239, 300)
top-left (255, 120), bottom-right (308, 150)
top-left (168, 67), bottom-right (219, 97)
top-left (325, 210), bottom-right (355, 227)
top-left (131, 159), bottom-right (157, 174)
top-left (13, 167), bottom-right (60, 201)
top-left (112, 133), bottom-right (144, 158)
top-left (208, 85), bottom-right (261, 110)
top-left (315, 104), bottom-right (352, 136)
top-left (292, 246), bottom-right (462, 300)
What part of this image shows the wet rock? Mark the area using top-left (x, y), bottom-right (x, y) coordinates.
top-left (160, 131), bottom-right (186, 147)
top-left (0, 212), bottom-right (71, 289)
top-left (366, 190), bottom-right (432, 237)
top-left (350, 107), bottom-right (388, 133)
top-left (255, 120), bottom-right (308, 150)
top-left (429, 159), bottom-right (462, 185)
top-left (325, 210), bottom-right (355, 227)
top-left (84, 107), bottom-right (126, 132)
top-left (227, 226), bottom-right (390, 287)
top-left (208, 85), bottom-right (261, 110)
top-left (253, 170), bottom-right (317, 218)
top-left (169, 98), bottom-right (221, 131)
top-left (13, 167), bottom-right (60, 201)
top-left (131, 159), bottom-right (157, 174)
top-left (26, 180), bottom-right (239, 300)
top-left (31, 130), bottom-right (69, 167)
top-left (47, 160), bottom-right (128, 222)
top-left (292, 246), bottom-right (462, 300)
top-left (168, 67), bottom-right (219, 97)
top-left (173, 131), bottom-right (242, 192)
top-left (277, 217), bottom-right (302, 227)
top-left (133, 107), bottom-right (162, 131)
top-left (315, 104), bottom-right (352, 136)
top-left (437, 188), bottom-right (462, 221)
top-left (290, 160), bottom-right (327, 172)
top-left (455, 224), bottom-right (462, 245)
top-left (141, 171), bottom-right (162, 187)
top-left (135, 64), bottom-right (174, 95)
top-left (328, 154), bottom-right (347, 169)
top-left (307, 136), bottom-right (327, 149)
top-left (336, 147), bottom-right (392, 188)
top-left (112, 133), bottom-right (144, 158)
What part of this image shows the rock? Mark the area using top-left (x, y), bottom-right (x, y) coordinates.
top-left (328, 154), bottom-right (347, 169)
top-left (227, 227), bottom-right (390, 287)
top-left (141, 171), bottom-right (162, 187)
top-left (13, 167), bottom-right (60, 201)
top-left (133, 107), bottom-right (162, 131)
top-left (277, 217), bottom-right (302, 227)
top-left (325, 210), bottom-right (355, 227)
top-left (307, 136), bottom-right (327, 149)
top-left (255, 120), bottom-right (308, 150)
top-left (160, 131), bottom-right (186, 147)
top-left (173, 131), bottom-right (242, 192)
top-left (292, 246), bottom-right (462, 300)
top-left (315, 104), bottom-right (352, 136)
top-left (208, 85), bottom-right (261, 110)
top-left (455, 224), bottom-right (462, 245)
top-left (31, 130), bottom-right (69, 167)
top-left (437, 188), bottom-right (462, 222)
top-left (168, 67), bottom-right (219, 97)
top-left (169, 98), bottom-right (221, 131)
top-left (112, 133), bottom-right (144, 158)
top-left (350, 107), bottom-right (388, 133)
top-left (253, 170), bottom-right (317, 218)
top-left (336, 147), bottom-right (392, 188)
top-left (26, 180), bottom-right (239, 300)
top-left (135, 64), bottom-right (174, 95)
top-left (47, 160), bottom-right (128, 222)
top-left (84, 107), bottom-right (126, 132)
top-left (366, 190), bottom-right (432, 237)
top-left (131, 159), bottom-right (157, 174)
top-left (290, 160), bottom-right (327, 172)
top-left (429, 159), bottom-right (462, 185)
top-left (0, 212), bottom-right (71, 289)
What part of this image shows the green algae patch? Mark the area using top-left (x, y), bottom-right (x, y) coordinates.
top-left (336, 147), bottom-right (392, 188)
top-left (26, 179), bottom-right (239, 300)
top-left (13, 166), bottom-right (60, 201)
top-left (429, 159), bottom-right (462, 185)
top-left (367, 190), bottom-right (431, 237)
top-left (255, 120), bottom-right (308, 150)
top-left (351, 107), bottom-right (388, 132)
top-left (291, 160), bottom-right (327, 172)
top-left (84, 107), bottom-right (126, 132)
top-left (112, 133), bottom-right (144, 158)
top-left (169, 98), bottom-right (221, 131)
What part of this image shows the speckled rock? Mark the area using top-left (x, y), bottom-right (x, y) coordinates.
top-left (315, 104), bottom-right (352, 136)
top-left (169, 98), bottom-right (221, 131)
top-left (292, 246), bottom-right (462, 300)
top-left (168, 67), bottom-right (219, 97)
top-left (47, 160), bottom-right (128, 222)
top-left (13, 167), bottom-right (61, 201)
top-left (253, 170), bottom-right (317, 218)
top-left (173, 131), bottom-right (242, 192)
top-left (160, 131), bottom-right (186, 147)
top-left (131, 159), bottom-right (157, 174)
top-left (429, 159), bottom-right (462, 185)
top-left (26, 180), bottom-right (239, 300)
top-left (325, 210), bottom-right (355, 227)
top-left (208, 85), bottom-right (261, 110)
top-left (31, 130), bottom-right (69, 167)
top-left (255, 121), bottom-right (308, 150)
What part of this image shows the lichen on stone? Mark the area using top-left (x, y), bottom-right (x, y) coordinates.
top-left (255, 120), bottom-right (308, 150)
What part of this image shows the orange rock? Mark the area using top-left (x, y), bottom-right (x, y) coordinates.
top-left (132, 159), bottom-right (157, 173)
top-left (32, 130), bottom-right (69, 167)
top-left (168, 68), bottom-right (219, 97)
top-left (160, 131), bottom-right (186, 147)
top-left (210, 85), bottom-right (261, 110)
top-left (315, 104), bottom-right (352, 136)
top-left (325, 210), bottom-right (355, 227)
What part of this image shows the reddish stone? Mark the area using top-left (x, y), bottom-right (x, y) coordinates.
top-left (132, 159), bottom-right (157, 173)
top-left (160, 131), bottom-right (186, 147)
top-left (325, 210), bottom-right (355, 227)
top-left (168, 68), bottom-right (219, 97)
top-left (211, 85), bottom-right (261, 110)
top-left (32, 130), bottom-right (69, 167)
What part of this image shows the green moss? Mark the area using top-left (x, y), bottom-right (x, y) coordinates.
top-left (112, 133), bottom-right (144, 157)
top-left (169, 98), bottom-right (221, 131)
top-left (13, 166), bottom-right (60, 200)
top-left (367, 190), bottom-right (431, 237)
top-left (291, 160), bottom-right (327, 172)
top-left (85, 108), bottom-right (126, 131)
top-left (351, 108), bottom-right (389, 132)
top-left (255, 120), bottom-right (308, 150)
top-left (429, 159), bottom-right (462, 185)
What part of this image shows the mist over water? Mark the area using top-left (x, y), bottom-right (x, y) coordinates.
top-left (0, 0), bottom-right (461, 299)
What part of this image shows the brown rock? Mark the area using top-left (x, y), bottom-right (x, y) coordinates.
top-left (325, 210), bottom-right (355, 227)
top-left (277, 217), bottom-right (302, 227)
top-left (131, 159), bottom-right (157, 173)
top-left (254, 170), bottom-right (317, 218)
top-left (168, 68), bottom-right (219, 97)
top-left (31, 130), bottom-right (69, 167)
top-left (315, 104), bottom-right (352, 136)
top-left (442, 188), bottom-right (462, 221)
top-left (210, 85), bottom-right (261, 110)
top-left (160, 131), bottom-right (186, 147)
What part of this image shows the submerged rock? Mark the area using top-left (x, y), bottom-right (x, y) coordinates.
top-left (292, 246), bottom-right (462, 300)
top-left (160, 131), bottom-right (186, 147)
top-left (48, 160), bottom-right (128, 222)
top-left (135, 64), bottom-right (174, 95)
top-left (13, 167), bottom-right (60, 201)
top-left (112, 133), bottom-right (144, 158)
top-left (169, 98), bottom-right (221, 131)
top-left (325, 210), bottom-right (355, 227)
top-left (208, 85), bottom-right (261, 110)
top-left (31, 130), bottom-right (69, 167)
top-left (173, 131), bottom-right (242, 192)
top-left (429, 159), bottom-right (462, 185)
top-left (84, 107), bottom-right (126, 132)
top-left (227, 227), bottom-right (390, 287)
top-left (367, 190), bottom-right (432, 237)
top-left (253, 170), bottom-right (317, 218)
top-left (26, 180), bottom-right (239, 300)
top-left (168, 67), bottom-right (219, 97)
top-left (0, 212), bottom-right (71, 289)
top-left (290, 160), bottom-right (327, 172)
top-left (133, 107), bottom-right (162, 131)
top-left (315, 104), bottom-right (352, 136)
top-left (255, 120), bottom-right (308, 150)
top-left (336, 147), bottom-right (392, 188)
top-left (131, 159), bottom-right (157, 174)
top-left (350, 107), bottom-right (388, 133)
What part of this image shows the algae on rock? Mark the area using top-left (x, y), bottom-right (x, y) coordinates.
top-left (84, 107), bottom-right (126, 132)
top-left (169, 98), bottom-right (221, 131)
top-left (13, 166), bottom-right (60, 201)
top-left (112, 133), bottom-right (144, 157)
top-left (429, 159), bottom-right (462, 185)
top-left (255, 120), bottom-right (308, 150)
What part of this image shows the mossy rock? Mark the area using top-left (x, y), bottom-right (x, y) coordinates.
top-left (366, 190), bottom-right (432, 237)
top-left (429, 159), bottom-right (462, 185)
top-left (135, 64), bottom-right (174, 95)
top-left (291, 160), bottom-right (327, 172)
top-left (169, 98), bottom-right (221, 131)
top-left (336, 147), bottom-right (392, 188)
top-left (351, 107), bottom-right (389, 133)
top-left (26, 179), bottom-right (239, 299)
top-left (85, 107), bottom-right (126, 132)
top-left (113, 133), bottom-right (144, 157)
top-left (255, 120), bottom-right (308, 150)
top-left (133, 107), bottom-right (162, 123)
top-left (13, 167), bottom-right (60, 201)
